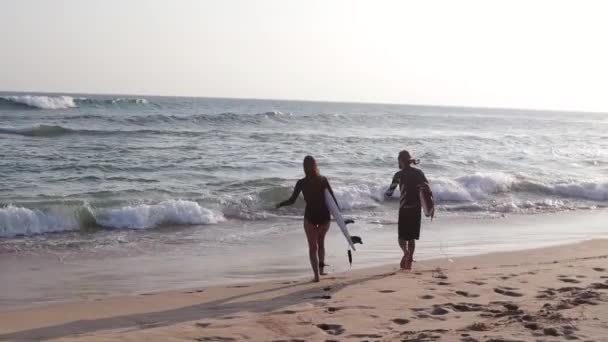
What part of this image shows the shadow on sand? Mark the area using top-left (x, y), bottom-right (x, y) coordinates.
top-left (1, 271), bottom-right (396, 341)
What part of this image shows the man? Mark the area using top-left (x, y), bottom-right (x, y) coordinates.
top-left (385, 150), bottom-right (429, 270)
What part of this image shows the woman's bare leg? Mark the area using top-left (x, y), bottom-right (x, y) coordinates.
top-left (317, 222), bottom-right (330, 275)
top-left (304, 219), bottom-right (320, 282)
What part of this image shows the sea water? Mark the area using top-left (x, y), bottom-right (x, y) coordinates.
top-left (1, 93), bottom-right (607, 306)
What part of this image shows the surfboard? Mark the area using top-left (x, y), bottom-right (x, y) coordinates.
top-left (419, 184), bottom-right (435, 219)
top-left (324, 189), bottom-right (356, 251)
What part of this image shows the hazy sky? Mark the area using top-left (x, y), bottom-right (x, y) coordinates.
top-left (1, 0), bottom-right (608, 111)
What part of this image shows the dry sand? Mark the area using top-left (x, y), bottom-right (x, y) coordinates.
top-left (1, 239), bottom-right (607, 342)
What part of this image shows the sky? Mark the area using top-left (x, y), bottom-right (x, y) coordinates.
top-left (1, 0), bottom-right (608, 112)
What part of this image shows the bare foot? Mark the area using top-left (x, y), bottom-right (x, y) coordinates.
top-left (320, 268), bottom-right (328, 276)
top-left (404, 257), bottom-right (413, 271)
top-left (400, 256), bottom-right (407, 269)
top-left (313, 277), bottom-right (320, 283)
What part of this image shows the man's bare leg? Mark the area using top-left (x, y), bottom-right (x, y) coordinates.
top-left (405, 240), bottom-right (416, 270)
top-left (398, 238), bottom-right (408, 270)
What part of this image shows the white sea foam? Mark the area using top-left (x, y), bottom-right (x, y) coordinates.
top-left (431, 173), bottom-right (516, 202)
top-left (96, 200), bottom-right (225, 229)
top-left (0, 200), bottom-right (224, 237)
top-left (552, 181), bottom-right (608, 201)
top-left (333, 184), bottom-right (385, 210)
top-left (0, 205), bottom-right (79, 238)
top-left (1, 95), bottom-right (77, 109)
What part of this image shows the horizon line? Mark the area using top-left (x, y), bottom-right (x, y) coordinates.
top-left (1, 88), bottom-right (606, 115)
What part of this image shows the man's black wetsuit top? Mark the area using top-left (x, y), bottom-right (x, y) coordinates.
top-left (385, 167), bottom-right (429, 208)
top-left (278, 176), bottom-right (339, 225)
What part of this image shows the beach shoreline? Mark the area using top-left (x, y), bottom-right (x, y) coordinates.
top-left (2, 208), bottom-right (608, 313)
top-left (1, 239), bottom-right (607, 341)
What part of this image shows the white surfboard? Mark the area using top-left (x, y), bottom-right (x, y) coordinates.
top-left (324, 189), bottom-right (356, 251)
top-left (419, 185), bottom-right (435, 219)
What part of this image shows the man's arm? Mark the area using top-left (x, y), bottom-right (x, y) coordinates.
top-left (384, 171), bottom-right (401, 197)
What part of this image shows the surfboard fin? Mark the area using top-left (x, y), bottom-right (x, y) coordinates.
top-left (348, 249), bottom-right (352, 267)
top-left (350, 235), bottom-right (363, 245)
top-left (344, 218), bottom-right (355, 225)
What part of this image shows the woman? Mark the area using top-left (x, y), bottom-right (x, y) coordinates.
top-left (385, 150), bottom-right (429, 270)
top-left (276, 155), bottom-right (338, 282)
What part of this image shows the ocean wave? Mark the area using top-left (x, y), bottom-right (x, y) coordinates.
top-left (0, 95), bottom-right (150, 110)
top-left (431, 173), bottom-right (516, 202)
top-left (552, 182), bottom-right (608, 201)
top-left (0, 205), bottom-right (80, 238)
top-left (429, 173), bottom-right (608, 203)
top-left (96, 199), bottom-right (224, 229)
top-left (0, 124), bottom-right (195, 138)
top-left (76, 97), bottom-right (149, 106)
top-left (2, 175), bottom-right (606, 238)
top-left (0, 200), bottom-right (224, 238)
top-left (0, 95), bottom-right (77, 109)
top-left (0, 124), bottom-right (76, 137)
top-left (239, 175), bottom-right (608, 218)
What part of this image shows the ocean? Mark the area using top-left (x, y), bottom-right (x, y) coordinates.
top-left (1, 93), bottom-right (607, 307)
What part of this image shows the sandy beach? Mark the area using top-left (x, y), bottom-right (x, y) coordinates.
top-left (1, 239), bottom-right (606, 342)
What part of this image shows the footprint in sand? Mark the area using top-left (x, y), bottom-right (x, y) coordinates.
top-left (392, 318), bottom-right (410, 325)
top-left (379, 290), bottom-right (396, 293)
top-left (325, 307), bottom-right (343, 313)
top-left (455, 290), bottom-right (480, 298)
top-left (460, 337), bottom-right (479, 342)
top-left (437, 282), bottom-right (451, 286)
top-left (184, 289), bottom-right (205, 294)
top-left (195, 322), bottom-right (211, 328)
top-left (316, 324), bottom-right (345, 336)
top-left (195, 337), bottom-right (236, 342)
top-left (592, 267), bottom-right (606, 272)
top-left (589, 282), bottom-right (608, 290)
top-left (420, 295), bottom-right (434, 299)
top-left (347, 334), bottom-right (384, 338)
top-left (524, 322), bottom-right (540, 330)
top-left (274, 310), bottom-right (298, 315)
top-left (466, 281), bottom-right (486, 286)
top-left (494, 287), bottom-right (523, 297)
top-left (228, 285), bottom-right (250, 288)
top-left (312, 295), bottom-right (332, 300)
top-left (559, 278), bottom-right (581, 284)
top-left (465, 322), bottom-right (490, 331)
top-left (431, 307), bottom-right (450, 315)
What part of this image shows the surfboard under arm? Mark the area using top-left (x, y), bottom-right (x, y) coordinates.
top-left (324, 189), bottom-right (356, 251)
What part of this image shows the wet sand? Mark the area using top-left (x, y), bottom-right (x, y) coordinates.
top-left (2, 209), bottom-right (607, 311)
top-left (1, 239), bottom-right (607, 341)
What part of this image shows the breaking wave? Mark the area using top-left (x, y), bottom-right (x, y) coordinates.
top-left (0, 200), bottom-right (224, 238)
top-left (0, 95), bottom-right (150, 110)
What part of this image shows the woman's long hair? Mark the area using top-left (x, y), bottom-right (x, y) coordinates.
top-left (303, 155), bottom-right (320, 178)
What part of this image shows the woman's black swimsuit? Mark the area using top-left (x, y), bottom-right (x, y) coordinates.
top-left (278, 176), bottom-right (338, 225)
